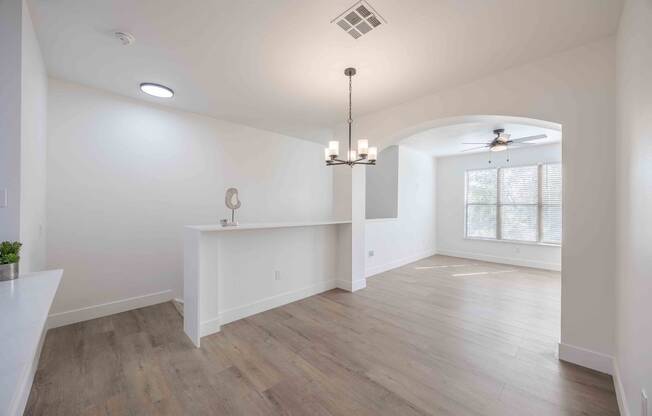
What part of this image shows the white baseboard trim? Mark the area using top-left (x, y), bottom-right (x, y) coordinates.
top-left (558, 342), bottom-right (613, 375)
top-left (612, 359), bottom-right (630, 416)
top-left (47, 289), bottom-right (174, 329)
top-left (200, 280), bottom-right (337, 337)
top-left (201, 317), bottom-right (221, 338)
top-left (436, 249), bottom-right (561, 271)
top-left (365, 248), bottom-right (437, 278)
top-left (172, 298), bottom-right (184, 317)
top-left (336, 278), bottom-right (367, 292)
top-left (558, 344), bottom-right (629, 416)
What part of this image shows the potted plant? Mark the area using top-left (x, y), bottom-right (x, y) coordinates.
top-left (0, 241), bottom-right (22, 281)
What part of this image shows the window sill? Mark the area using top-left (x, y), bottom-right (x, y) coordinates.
top-left (464, 237), bottom-right (561, 247)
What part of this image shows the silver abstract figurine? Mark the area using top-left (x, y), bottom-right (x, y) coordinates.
top-left (221, 188), bottom-right (241, 227)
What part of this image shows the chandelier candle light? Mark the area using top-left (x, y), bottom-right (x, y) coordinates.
top-left (325, 68), bottom-right (378, 167)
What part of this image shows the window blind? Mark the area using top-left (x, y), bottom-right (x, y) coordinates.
top-left (465, 163), bottom-right (561, 244)
top-left (541, 163), bottom-right (562, 244)
top-left (466, 169), bottom-right (497, 238)
top-left (499, 166), bottom-right (538, 242)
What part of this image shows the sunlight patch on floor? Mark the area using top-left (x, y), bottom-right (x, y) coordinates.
top-left (414, 264), bottom-right (473, 270)
top-left (452, 269), bottom-right (517, 277)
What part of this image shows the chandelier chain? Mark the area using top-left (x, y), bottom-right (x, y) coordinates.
top-left (348, 72), bottom-right (353, 157)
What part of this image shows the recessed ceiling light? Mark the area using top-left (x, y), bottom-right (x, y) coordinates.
top-left (139, 83), bottom-right (174, 98)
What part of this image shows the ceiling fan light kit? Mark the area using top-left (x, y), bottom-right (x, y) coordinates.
top-left (325, 68), bottom-right (377, 167)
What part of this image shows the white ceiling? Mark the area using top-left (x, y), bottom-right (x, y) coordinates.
top-left (28, 0), bottom-right (622, 143)
top-left (401, 119), bottom-right (561, 157)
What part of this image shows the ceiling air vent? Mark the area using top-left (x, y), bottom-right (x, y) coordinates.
top-left (348, 28), bottom-right (362, 39)
top-left (332, 0), bottom-right (386, 40)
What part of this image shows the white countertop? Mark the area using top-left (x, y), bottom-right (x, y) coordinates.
top-left (0, 269), bottom-right (62, 416)
top-left (186, 220), bottom-right (352, 232)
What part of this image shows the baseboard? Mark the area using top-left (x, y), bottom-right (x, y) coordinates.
top-left (612, 359), bottom-right (631, 416)
top-left (558, 342), bottom-right (613, 375)
top-left (47, 289), bottom-right (174, 329)
top-left (436, 249), bottom-right (561, 271)
top-left (336, 278), bottom-right (367, 292)
top-left (365, 248), bottom-right (437, 277)
top-left (559, 344), bottom-right (629, 415)
top-left (201, 317), bottom-right (221, 337)
top-left (200, 280), bottom-right (337, 337)
top-left (172, 298), bottom-right (184, 317)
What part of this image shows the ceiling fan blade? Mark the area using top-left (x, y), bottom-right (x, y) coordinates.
top-left (462, 145), bottom-right (489, 152)
top-left (510, 134), bottom-right (547, 143)
top-left (462, 142), bottom-right (491, 144)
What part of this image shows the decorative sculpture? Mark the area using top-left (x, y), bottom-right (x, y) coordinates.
top-left (221, 187), bottom-right (241, 227)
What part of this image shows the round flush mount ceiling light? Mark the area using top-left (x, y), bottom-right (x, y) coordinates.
top-left (139, 83), bottom-right (174, 98)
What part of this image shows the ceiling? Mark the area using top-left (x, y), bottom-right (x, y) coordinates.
top-left (28, 0), bottom-right (622, 143)
top-left (401, 119), bottom-right (561, 157)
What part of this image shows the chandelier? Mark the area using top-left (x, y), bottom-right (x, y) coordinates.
top-left (324, 68), bottom-right (377, 167)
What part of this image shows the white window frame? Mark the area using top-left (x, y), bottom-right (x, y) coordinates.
top-left (464, 163), bottom-right (561, 246)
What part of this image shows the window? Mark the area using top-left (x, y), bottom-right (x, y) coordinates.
top-left (465, 163), bottom-right (561, 245)
top-left (541, 163), bottom-right (562, 244)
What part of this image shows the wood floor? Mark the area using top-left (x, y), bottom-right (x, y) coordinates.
top-left (26, 255), bottom-right (619, 415)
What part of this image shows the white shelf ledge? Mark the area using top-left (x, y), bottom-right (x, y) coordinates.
top-left (186, 220), bottom-right (351, 232)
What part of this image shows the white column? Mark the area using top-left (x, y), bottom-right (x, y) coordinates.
top-left (350, 165), bottom-right (367, 291)
top-left (335, 166), bottom-right (366, 292)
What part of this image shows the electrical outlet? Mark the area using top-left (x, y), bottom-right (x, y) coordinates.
top-left (274, 271), bottom-right (281, 281)
top-left (642, 389), bottom-right (648, 416)
top-left (368, 250), bottom-right (374, 257)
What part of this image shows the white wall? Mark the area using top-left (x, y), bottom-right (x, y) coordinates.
top-left (19, 0), bottom-right (48, 273)
top-left (366, 145), bottom-right (398, 219)
top-left (436, 143), bottom-right (561, 271)
top-left (365, 146), bottom-right (437, 276)
top-left (0, 0), bottom-right (48, 273)
top-left (615, 0), bottom-right (652, 414)
top-left (46, 79), bottom-right (335, 319)
top-left (337, 38), bottom-right (617, 364)
top-left (331, 166), bottom-right (351, 221)
top-left (0, 0), bottom-right (23, 242)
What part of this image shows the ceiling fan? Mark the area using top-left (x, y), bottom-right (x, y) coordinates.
top-left (462, 129), bottom-right (547, 152)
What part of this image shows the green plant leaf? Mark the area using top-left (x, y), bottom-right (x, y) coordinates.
top-left (0, 241), bottom-right (22, 257)
top-left (0, 253), bottom-right (19, 264)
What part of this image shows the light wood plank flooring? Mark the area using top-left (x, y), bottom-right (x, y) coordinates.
top-left (26, 255), bottom-right (619, 415)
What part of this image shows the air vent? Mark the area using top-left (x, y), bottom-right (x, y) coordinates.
top-left (356, 21), bottom-right (372, 34)
top-left (345, 11), bottom-right (362, 25)
top-left (348, 28), bottom-right (362, 39)
top-left (332, 0), bottom-right (386, 40)
top-left (337, 20), bottom-right (351, 30)
top-left (356, 5), bottom-right (371, 17)
top-left (367, 15), bottom-right (381, 28)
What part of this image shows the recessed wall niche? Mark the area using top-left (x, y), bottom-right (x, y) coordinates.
top-left (366, 146), bottom-right (399, 219)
